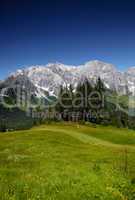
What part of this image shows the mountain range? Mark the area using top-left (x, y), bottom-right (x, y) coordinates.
top-left (1, 60), bottom-right (135, 97)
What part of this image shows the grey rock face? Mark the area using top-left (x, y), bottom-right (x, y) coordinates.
top-left (4, 60), bottom-right (135, 97)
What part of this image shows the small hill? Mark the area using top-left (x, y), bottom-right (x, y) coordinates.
top-left (0, 123), bottom-right (135, 199)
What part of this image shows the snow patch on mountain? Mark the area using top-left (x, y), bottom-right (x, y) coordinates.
top-left (7, 60), bottom-right (135, 97)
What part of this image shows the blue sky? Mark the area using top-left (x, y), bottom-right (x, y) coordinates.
top-left (0, 0), bottom-right (135, 79)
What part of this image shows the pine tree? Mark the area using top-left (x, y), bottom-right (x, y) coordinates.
top-left (74, 79), bottom-right (93, 119)
top-left (95, 77), bottom-right (105, 93)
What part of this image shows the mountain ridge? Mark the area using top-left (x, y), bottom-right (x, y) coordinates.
top-left (2, 60), bottom-right (135, 97)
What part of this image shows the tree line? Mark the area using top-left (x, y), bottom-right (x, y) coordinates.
top-left (55, 78), bottom-right (135, 129)
top-left (1, 77), bottom-right (135, 131)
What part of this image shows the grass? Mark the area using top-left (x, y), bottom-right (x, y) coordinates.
top-left (0, 122), bottom-right (135, 199)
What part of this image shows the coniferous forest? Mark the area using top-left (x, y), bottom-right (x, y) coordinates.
top-left (0, 77), bottom-right (135, 131)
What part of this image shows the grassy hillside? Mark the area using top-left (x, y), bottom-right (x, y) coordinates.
top-left (0, 123), bottom-right (135, 199)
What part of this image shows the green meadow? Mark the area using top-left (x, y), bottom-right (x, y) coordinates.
top-left (0, 123), bottom-right (135, 200)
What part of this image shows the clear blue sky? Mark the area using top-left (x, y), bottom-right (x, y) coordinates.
top-left (0, 0), bottom-right (135, 79)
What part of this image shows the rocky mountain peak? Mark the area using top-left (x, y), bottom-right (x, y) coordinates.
top-left (2, 60), bottom-right (135, 97)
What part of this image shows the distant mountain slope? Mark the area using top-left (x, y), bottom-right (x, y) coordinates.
top-left (2, 60), bottom-right (135, 96)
